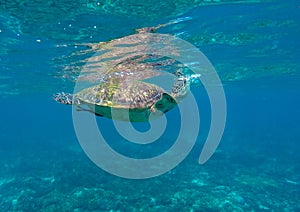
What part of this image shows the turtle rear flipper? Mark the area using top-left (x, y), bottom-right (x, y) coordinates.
top-left (53, 92), bottom-right (81, 105)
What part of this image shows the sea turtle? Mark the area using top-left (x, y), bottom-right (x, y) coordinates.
top-left (53, 73), bottom-right (193, 122)
top-left (54, 17), bottom-right (200, 122)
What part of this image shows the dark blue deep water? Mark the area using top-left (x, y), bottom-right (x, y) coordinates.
top-left (1, 0), bottom-right (300, 211)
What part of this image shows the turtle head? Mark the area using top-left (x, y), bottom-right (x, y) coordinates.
top-left (170, 77), bottom-right (190, 100)
top-left (53, 92), bottom-right (81, 105)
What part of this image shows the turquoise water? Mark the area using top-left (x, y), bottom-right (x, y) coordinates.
top-left (1, 0), bottom-right (300, 211)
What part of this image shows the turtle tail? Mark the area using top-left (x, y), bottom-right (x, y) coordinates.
top-left (53, 92), bottom-right (80, 105)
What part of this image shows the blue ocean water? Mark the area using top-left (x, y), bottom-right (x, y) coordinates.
top-left (1, 0), bottom-right (300, 211)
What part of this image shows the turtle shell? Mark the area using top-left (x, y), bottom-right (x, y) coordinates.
top-left (75, 79), bottom-right (177, 122)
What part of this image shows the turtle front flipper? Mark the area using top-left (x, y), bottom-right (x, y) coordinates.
top-left (53, 92), bottom-right (81, 105)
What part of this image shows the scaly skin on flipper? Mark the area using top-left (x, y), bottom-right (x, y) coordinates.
top-left (53, 92), bottom-right (81, 105)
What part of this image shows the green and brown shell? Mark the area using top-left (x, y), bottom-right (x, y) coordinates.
top-left (74, 79), bottom-right (177, 122)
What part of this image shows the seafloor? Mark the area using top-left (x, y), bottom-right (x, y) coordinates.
top-left (0, 136), bottom-right (299, 211)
